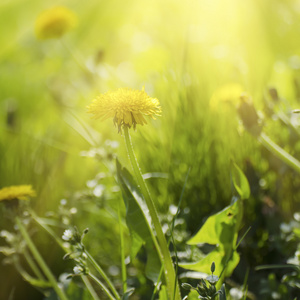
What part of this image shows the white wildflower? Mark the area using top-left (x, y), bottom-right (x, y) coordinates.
top-left (62, 229), bottom-right (73, 241)
top-left (73, 266), bottom-right (83, 274)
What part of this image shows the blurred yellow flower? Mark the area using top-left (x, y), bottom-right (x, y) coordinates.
top-left (0, 185), bottom-right (36, 202)
top-left (35, 6), bottom-right (77, 40)
top-left (87, 88), bottom-right (161, 131)
top-left (210, 83), bottom-right (244, 110)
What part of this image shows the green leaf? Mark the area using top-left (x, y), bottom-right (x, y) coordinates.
top-left (180, 199), bottom-right (243, 280)
top-left (231, 162), bottom-right (250, 200)
top-left (122, 288), bottom-right (135, 300)
top-left (116, 159), bottom-right (161, 283)
top-left (158, 285), bottom-right (168, 300)
top-left (64, 280), bottom-right (91, 300)
top-left (179, 248), bottom-right (239, 278)
top-left (219, 284), bottom-right (227, 300)
top-left (187, 199), bottom-right (241, 247)
top-left (186, 289), bottom-right (199, 300)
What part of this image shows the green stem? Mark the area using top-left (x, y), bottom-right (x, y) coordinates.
top-left (85, 250), bottom-right (120, 300)
top-left (81, 275), bottom-right (100, 300)
top-left (31, 210), bottom-right (106, 299)
top-left (150, 263), bottom-right (165, 300)
top-left (123, 126), bottom-right (180, 300)
top-left (15, 217), bottom-right (68, 300)
top-left (88, 273), bottom-right (116, 300)
top-left (30, 210), bottom-right (67, 251)
top-left (24, 248), bottom-right (45, 280)
top-left (13, 255), bottom-right (51, 289)
top-left (118, 205), bottom-right (127, 293)
top-left (259, 132), bottom-right (300, 173)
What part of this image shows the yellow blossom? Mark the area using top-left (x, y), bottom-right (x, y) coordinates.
top-left (0, 185), bottom-right (36, 202)
top-left (87, 88), bottom-right (162, 131)
top-left (35, 6), bottom-right (77, 40)
top-left (210, 83), bottom-right (244, 110)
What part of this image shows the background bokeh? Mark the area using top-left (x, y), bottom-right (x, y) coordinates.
top-left (1, 0), bottom-right (300, 299)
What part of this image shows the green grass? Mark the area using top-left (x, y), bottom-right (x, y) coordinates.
top-left (1, 0), bottom-right (300, 299)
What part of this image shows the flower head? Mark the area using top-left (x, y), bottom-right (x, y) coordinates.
top-left (0, 185), bottom-right (36, 202)
top-left (87, 88), bottom-right (161, 132)
top-left (73, 265), bottom-right (84, 274)
top-left (210, 83), bottom-right (244, 111)
top-left (35, 6), bottom-right (77, 40)
top-left (62, 229), bottom-right (73, 241)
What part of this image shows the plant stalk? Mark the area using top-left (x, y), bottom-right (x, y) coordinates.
top-left (85, 250), bottom-right (120, 300)
top-left (123, 126), bottom-right (180, 300)
top-left (15, 217), bottom-right (69, 300)
top-left (88, 273), bottom-right (116, 300)
top-left (31, 210), bottom-right (108, 299)
top-left (118, 205), bottom-right (127, 293)
top-left (259, 132), bottom-right (300, 173)
top-left (24, 248), bottom-right (45, 280)
top-left (81, 275), bottom-right (101, 300)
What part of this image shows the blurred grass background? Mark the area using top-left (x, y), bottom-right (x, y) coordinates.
top-left (1, 0), bottom-right (300, 299)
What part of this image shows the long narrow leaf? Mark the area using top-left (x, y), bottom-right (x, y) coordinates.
top-left (116, 160), bottom-right (162, 282)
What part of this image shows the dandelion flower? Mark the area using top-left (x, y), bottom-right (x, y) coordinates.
top-left (210, 83), bottom-right (244, 110)
top-left (0, 185), bottom-right (36, 202)
top-left (87, 88), bottom-right (161, 132)
top-left (35, 6), bottom-right (77, 40)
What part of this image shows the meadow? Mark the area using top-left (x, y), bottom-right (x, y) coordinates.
top-left (0, 0), bottom-right (300, 299)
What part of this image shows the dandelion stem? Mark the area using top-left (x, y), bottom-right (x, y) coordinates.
top-left (15, 217), bottom-right (69, 300)
top-left (118, 205), bottom-right (127, 293)
top-left (123, 126), bottom-right (180, 300)
top-left (85, 250), bottom-right (120, 300)
top-left (259, 132), bottom-right (300, 173)
top-left (88, 273), bottom-right (116, 300)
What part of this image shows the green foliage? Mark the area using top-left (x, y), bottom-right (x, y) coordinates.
top-left (65, 281), bottom-right (91, 300)
top-left (180, 165), bottom-right (249, 292)
top-left (219, 284), bottom-right (227, 300)
top-left (2, 0), bottom-right (300, 299)
top-left (231, 162), bottom-right (250, 200)
top-left (158, 285), bottom-right (168, 300)
top-left (186, 289), bottom-right (200, 300)
top-left (116, 159), bottom-right (161, 283)
top-left (180, 198), bottom-right (243, 281)
top-left (121, 288), bottom-right (135, 300)
top-left (181, 264), bottom-right (226, 300)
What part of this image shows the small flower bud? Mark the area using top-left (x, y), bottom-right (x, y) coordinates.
top-left (268, 87), bottom-right (279, 102)
top-left (73, 265), bottom-right (84, 274)
top-left (182, 283), bottom-right (193, 290)
top-left (211, 262), bottom-right (215, 274)
top-left (66, 274), bottom-right (73, 280)
top-left (63, 253), bottom-right (71, 260)
top-left (237, 94), bottom-right (262, 136)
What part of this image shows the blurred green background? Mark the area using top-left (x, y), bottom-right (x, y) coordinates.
top-left (1, 0), bottom-right (300, 299)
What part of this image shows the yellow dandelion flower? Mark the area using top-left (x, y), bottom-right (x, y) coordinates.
top-left (210, 83), bottom-right (244, 110)
top-left (87, 88), bottom-right (162, 131)
top-left (35, 6), bottom-right (77, 40)
top-left (0, 185), bottom-right (36, 202)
